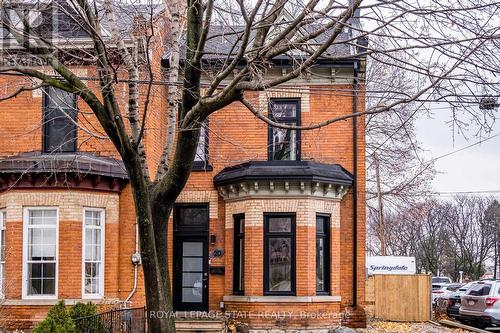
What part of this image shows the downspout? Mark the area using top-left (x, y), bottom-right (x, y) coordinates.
top-left (126, 221), bottom-right (141, 305)
top-left (352, 61), bottom-right (359, 307)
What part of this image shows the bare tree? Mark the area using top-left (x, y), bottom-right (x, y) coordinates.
top-left (1, 0), bottom-right (500, 331)
top-left (366, 50), bottom-right (437, 254)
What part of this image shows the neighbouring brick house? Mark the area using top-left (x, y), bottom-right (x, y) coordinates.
top-left (0, 6), bottom-right (367, 332)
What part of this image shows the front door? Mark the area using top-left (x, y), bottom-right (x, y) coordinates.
top-left (173, 205), bottom-right (209, 311)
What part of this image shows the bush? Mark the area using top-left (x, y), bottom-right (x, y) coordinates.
top-left (32, 301), bottom-right (75, 333)
top-left (69, 302), bottom-right (98, 320)
top-left (32, 301), bottom-right (101, 333)
top-left (70, 302), bottom-right (101, 333)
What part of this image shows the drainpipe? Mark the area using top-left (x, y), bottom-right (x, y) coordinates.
top-left (352, 61), bottom-right (359, 307)
top-left (126, 221), bottom-right (141, 305)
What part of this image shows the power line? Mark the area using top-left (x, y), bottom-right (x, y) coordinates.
top-left (426, 132), bottom-right (500, 164)
top-left (433, 190), bottom-right (500, 194)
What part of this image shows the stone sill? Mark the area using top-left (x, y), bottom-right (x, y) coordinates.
top-left (2, 298), bottom-right (117, 306)
top-left (223, 295), bottom-right (341, 303)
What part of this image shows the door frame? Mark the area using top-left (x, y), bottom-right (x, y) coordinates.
top-left (172, 204), bottom-right (209, 312)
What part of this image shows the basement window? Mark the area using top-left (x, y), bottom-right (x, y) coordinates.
top-left (268, 99), bottom-right (301, 161)
top-left (23, 208), bottom-right (58, 299)
top-left (43, 87), bottom-right (78, 153)
top-left (264, 214), bottom-right (296, 295)
top-left (0, 210), bottom-right (5, 299)
top-left (83, 208), bottom-right (105, 298)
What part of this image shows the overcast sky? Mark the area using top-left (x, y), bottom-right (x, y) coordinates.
top-left (415, 108), bottom-right (500, 199)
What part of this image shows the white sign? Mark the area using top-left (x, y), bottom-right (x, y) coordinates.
top-left (366, 256), bottom-right (416, 275)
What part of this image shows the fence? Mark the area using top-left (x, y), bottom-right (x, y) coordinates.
top-left (74, 307), bottom-right (146, 333)
top-left (366, 274), bottom-right (431, 322)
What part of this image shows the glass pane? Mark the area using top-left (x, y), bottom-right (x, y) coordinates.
top-left (1, 230), bottom-right (6, 261)
top-left (316, 238), bottom-right (325, 291)
top-left (182, 272), bottom-right (203, 287)
top-left (238, 219), bottom-right (244, 233)
top-left (93, 244), bottom-right (101, 261)
top-left (85, 210), bottom-right (101, 226)
top-left (183, 258), bottom-right (203, 272)
top-left (29, 210), bottom-right (56, 225)
top-left (268, 217), bottom-right (292, 233)
top-left (29, 263), bottom-right (43, 279)
top-left (46, 87), bottom-right (74, 109)
top-left (42, 278), bottom-right (56, 295)
top-left (43, 263), bottom-right (56, 279)
top-left (178, 207), bottom-right (208, 226)
top-left (316, 217), bottom-right (325, 234)
top-left (270, 101), bottom-right (297, 118)
top-left (272, 127), bottom-right (296, 161)
top-left (182, 287), bottom-right (202, 303)
top-left (238, 238), bottom-right (244, 291)
top-left (29, 278), bottom-right (42, 295)
top-left (268, 237), bottom-right (292, 292)
top-left (0, 211), bottom-right (5, 227)
top-left (183, 242), bottom-right (203, 256)
top-left (194, 124), bottom-right (207, 162)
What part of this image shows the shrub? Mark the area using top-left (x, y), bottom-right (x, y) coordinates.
top-left (70, 302), bottom-right (101, 333)
top-left (32, 301), bottom-right (75, 333)
top-left (69, 302), bottom-right (98, 320)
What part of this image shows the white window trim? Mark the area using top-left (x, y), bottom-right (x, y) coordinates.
top-left (82, 208), bottom-right (105, 299)
top-left (22, 207), bottom-right (59, 300)
top-left (0, 209), bottom-right (6, 299)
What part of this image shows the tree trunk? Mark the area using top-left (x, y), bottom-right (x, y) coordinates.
top-left (126, 157), bottom-right (174, 332)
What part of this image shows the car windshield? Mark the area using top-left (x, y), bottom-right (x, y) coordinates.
top-left (459, 283), bottom-right (473, 291)
top-left (432, 277), bottom-right (450, 284)
top-left (467, 283), bottom-right (491, 296)
top-left (446, 285), bottom-right (460, 291)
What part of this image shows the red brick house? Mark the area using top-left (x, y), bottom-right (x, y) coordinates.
top-left (0, 7), bottom-right (367, 332)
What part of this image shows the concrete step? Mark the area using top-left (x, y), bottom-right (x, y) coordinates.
top-left (175, 319), bottom-right (226, 333)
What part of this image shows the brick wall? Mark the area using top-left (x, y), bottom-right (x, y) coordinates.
top-left (0, 76), bottom-right (366, 329)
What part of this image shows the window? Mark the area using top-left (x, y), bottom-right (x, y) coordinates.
top-left (83, 209), bottom-right (104, 298)
top-left (316, 214), bottom-right (330, 294)
top-left (23, 208), bottom-right (58, 298)
top-left (0, 210), bottom-right (5, 298)
top-left (264, 214), bottom-right (295, 295)
top-left (193, 122), bottom-right (210, 170)
top-left (467, 283), bottom-right (492, 296)
top-left (268, 99), bottom-right (300, 161)
top-left (43, 86), bottom-right (77, 153)
top-left (233, 214), bottom-right (244, 295)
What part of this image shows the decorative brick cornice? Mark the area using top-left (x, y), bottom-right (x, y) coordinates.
top-left (217, 180), bottom-right (349, 202)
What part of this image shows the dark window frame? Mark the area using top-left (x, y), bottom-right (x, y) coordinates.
top-left (267, 98), bottom-right (301, 161)
top-left (316, 214), bottom-right (331, 295)
top-left (42, 86), bottom-right (78, 153)
top-left (192, 121), bottom-right (213, 171)
top-left (233, 214), bottom-right (245, 295)
top-left (263, 213), bottom-right (296, 296)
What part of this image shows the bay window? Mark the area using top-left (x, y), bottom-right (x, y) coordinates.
top-left (24, 208), bottom-right (58, 298)
top-left (83, 208), bottom-right (104, 298)
top-left (264, 214), bottom-right (296, 295)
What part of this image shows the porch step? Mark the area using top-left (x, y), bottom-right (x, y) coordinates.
top-left (175, 319), bottom-right (226, 333)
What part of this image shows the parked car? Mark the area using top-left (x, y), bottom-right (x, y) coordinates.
top-left (433, 283), bottom-right (463, 308)
top-left (459, 280), bottom-right (500, 328)
top-left (447, 282), bottom-right (474, 319)
top-left (432, 276), bottom-right (453, 289)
